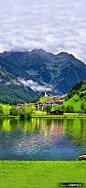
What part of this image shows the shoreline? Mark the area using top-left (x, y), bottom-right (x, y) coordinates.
top-left (0, 113), bottom-right (86, 119)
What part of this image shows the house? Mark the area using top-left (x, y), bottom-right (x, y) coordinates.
top-left (35, 102), bottom-right (45, 109)
top-left (16, 104), bottom-right (29, 109)
top-left (50, 110), bottom-right (63, 115)
top-left (55, 99), bottom-right (64, 105)
top-left (16, 104), bottom-right (23, 109)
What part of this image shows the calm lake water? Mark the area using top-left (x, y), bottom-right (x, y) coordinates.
top-left (0, 118), bottom-right (86, 161)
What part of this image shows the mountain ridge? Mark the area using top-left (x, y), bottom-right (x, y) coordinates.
top-left (0, 49), bottom-right (86, 102)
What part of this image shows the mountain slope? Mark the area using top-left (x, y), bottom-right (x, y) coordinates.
top-left (65, 79), bottom-right (86, 100)
top-left (64, 79), bottom-right (86, 111)
top-left (0, 67), bottom-right (37, 103)
top-left (0, 49), bottom-right (86, 102)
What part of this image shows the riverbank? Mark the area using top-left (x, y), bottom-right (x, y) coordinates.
top-left (0, 161), bottom-right (85, 188)
top-left (31, 113), bottom-right (86, 119)
top-left (0, 113), bottom-right (86, 119)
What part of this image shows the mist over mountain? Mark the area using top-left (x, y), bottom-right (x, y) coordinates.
top-left (0, 49), bottom-right (86, 102)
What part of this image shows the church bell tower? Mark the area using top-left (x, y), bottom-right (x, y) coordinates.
top-left (45, 89), bottom-right (47, 97)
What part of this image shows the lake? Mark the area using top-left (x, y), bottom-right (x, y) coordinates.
top-left (0, 118), bottom-right (86, 161)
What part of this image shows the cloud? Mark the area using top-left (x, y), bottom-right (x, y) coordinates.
top-left (6, 82), bottom-right (10, 86)
top-left (18, 78), bottom-right (52, 92)
top-left (0, 79), bottom-right (3, 82)
top-left (6, 80), bottom-right (21, 86)
top-left (0, 0), bottom-right (86, 62)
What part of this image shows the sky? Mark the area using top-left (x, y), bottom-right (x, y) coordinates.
top-left (0, 0), bottom-right (86, 62)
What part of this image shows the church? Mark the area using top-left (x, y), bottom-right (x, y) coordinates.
top-left (45, 89), bottom-right (48, 97)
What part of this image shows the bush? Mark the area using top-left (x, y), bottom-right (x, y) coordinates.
top-left (79, 110), bottom-right (83, 114)
top-left (10, 105), bottom-right (18, 116)
top-left (65, 105), bottom-right (74, 113)
top-left (0, 104), bottom-right (3, 114)
top-left (80, 102), bottom-right (85, 111)
top-left (18, 104), bottom-right (36, 119)
top-left (79, 93), bottom-right (84, 98)
top-left (77, 91), bottom-right (79, 95)
top-left (44, 105), bottom-right (52, 114)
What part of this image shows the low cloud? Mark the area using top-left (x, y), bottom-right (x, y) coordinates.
top-left (18, 78), bottom-right (52, 92)
top-left (6, 80), bottom-right (21, 86)
top-left (13, 80), bottom-right (21, 86)
top-left (6, 82), bottom-right (10, 86)
top-left (0, 79), bottom-right (3, 82)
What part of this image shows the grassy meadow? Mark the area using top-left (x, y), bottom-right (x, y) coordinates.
top-left (39, 97), bottom-right (49, 102)
top-left (0, 161), bottom-right (86, 188)
top-left (64, 93), bottom-right (86, 111)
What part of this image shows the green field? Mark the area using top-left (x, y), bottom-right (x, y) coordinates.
top-left (63, 94), bottom-right (86, 111)
top-left (1, 113), bottom-right (86, 119)
top-left (34, 111), bottom-right (46, 115)
top-left (0, 161), bottom-right (86, 188)
top-left (31, 113), bottom-right (86, 119)
top-left (39, 97), bottom-right (49, 102)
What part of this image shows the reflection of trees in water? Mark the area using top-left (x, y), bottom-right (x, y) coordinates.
top-left (0, 119), bottom-right (3, 132)
top-left (64, 119), bottom-right (86, 148)
top-left (49, 119), bottom-right (64, 137)
top-left (0, 119), bottom-right (19, 133)
top-left (0, 118), bottom-right (65, 137)
top-left (10, 119), bottom-right (18, 132)
top-left (1, 118), bottom-right (86, 147)
top-left (18, 119), bottom-right (37, 134)
top-left (37, 118), bottom-right (49, 135)
top-left (36, 118), bottom-right (64, 137)
top-left (28, 118), bottom-right (37, 133)
top-left (0, 118), bottom-right (37, 134)
top-left (80, 119), bottom-right (86, 140)
top-left (3, 119), bottom-right (11, 132)
top-left (18, 119), bottom-right (29, 133)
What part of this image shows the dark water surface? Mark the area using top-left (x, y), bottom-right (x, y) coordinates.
top-left (0, 118), bottom-right (86, 160)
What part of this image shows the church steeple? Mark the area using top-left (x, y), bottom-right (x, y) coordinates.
top-left (45, 88), bottom-right (47, 97)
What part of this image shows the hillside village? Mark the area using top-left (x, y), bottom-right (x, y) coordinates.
top-left (16, 89), bottom-right (67, 110)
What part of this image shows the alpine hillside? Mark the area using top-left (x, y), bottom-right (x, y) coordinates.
top-left (0, 49), bottom-right (86, 102)
top-left (63, 79), bottom-right (86, 112)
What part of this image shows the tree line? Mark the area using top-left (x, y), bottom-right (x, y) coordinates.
top-left (0, 104), bottom-right (35, 119)
top-left (0, 102), bottom-right (86, 120)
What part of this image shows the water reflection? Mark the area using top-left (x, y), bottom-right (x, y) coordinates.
top-left (0, 119), bottom-right (65, 136)
top-left (0, 118), bottom-right (86, 160)
top-left (64, 119), bottom-right (86, 154)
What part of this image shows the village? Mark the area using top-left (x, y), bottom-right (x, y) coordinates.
top-left (16, 89), bottom-right (67, 111)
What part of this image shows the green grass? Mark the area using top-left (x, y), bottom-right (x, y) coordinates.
top-left (34, 111), bottom-right (46, 115)
top-left (31, 113), bottom-right (86, 119)
top-left (0, 161), bottom-right (86, 188)
top-left (1, 113), bottom-right (86, 119)
top-left (52, 92), bottom-right (86, 112)
top-left (64, 91), bottom-right (86, 111)
top-left (63, 95), bottom-right (84, 111)
top-left (39, 97), bottom-right (49, 102)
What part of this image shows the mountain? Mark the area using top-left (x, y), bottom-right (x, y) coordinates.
top-left (0, 61), bottom-right (38, 103)
top-left (24, 50), bottom-right (86, 94)
top-left (0, 49), bottom-right (86, 102)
